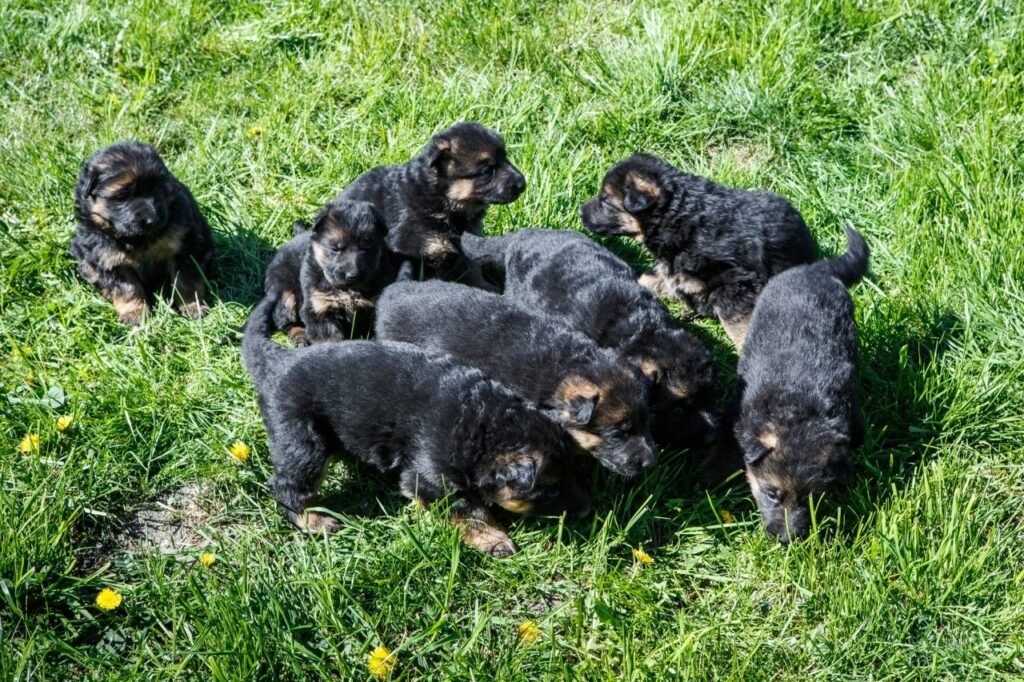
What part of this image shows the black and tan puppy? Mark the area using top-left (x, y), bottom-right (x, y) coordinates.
top-left (579, 153), bottom-right (817, 349)
top-left (375, 280), bottom-right (656, 477)
top-left (339, 122), bottom-right (526, 285)
top-left (732, 224), bottom-right (868, 543)
top-left (263, 199), bottom-right (407, 345)
top-left (461, 228), bottom-right (717, 451)
top-left (242, 294), bottom-right (588, 557)
top-left (70, 141), bottom-right (214, 325)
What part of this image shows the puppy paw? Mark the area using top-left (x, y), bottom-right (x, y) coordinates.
top-left (178, 299), bottom-right (209, 320)
top-left (116, 301), bottom-right (150, 326)
top-left (296, 510), bottom-right (342, 533)
top-left (462, 523), bottom-right (517, 557)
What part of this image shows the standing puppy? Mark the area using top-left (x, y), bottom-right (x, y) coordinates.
top-left (339, 122), bottom-right (526, 286)
top-left (263, 199), bottom-right (406, 345)
top-left (461, 228), bottom-right (717, 451)
top-left (376, 280), bottom-right (656, 478)
top-left (242, 294), bottom-right (589, 557)
top-left (70, 141), bottom-right (214, 325)
top-left (732, 224), bottom-right (868, 543)
top-left (579, 153), bottom-right (817, 348)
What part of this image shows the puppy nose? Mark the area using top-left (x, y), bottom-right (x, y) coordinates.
top-left (640, 441), bottom-right (657, 469)
top-left (513, 172), bottom-right (526, 193)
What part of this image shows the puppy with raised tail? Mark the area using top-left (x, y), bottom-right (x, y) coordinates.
top-left (242, 294), bottom-right (589, 557)
top-left (731, 224), bottom-right (868, 543)
top-left (461, 228), bottom-right (717, 452)
top-left (375, 280), bottom-right (657, 477)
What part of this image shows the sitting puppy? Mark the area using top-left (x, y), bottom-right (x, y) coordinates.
top-left (461, 228), bottom-right (717, 451)
top-left (731, 224), bottom-right (868, 543)
top-left (339, 122), bottom-right (526, 286)
top-left (579, 153), bottom-right (817, 349)
top-left (262, 199), bottom-right (407, 345)
top-left (242, 293), bottom-right (589, 557)
top-left (375, 280), bottom-right (656, 477)
top-left (71, 142), bottom-right (214, 325)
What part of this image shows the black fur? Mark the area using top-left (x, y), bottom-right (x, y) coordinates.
top-left (375, 280), bottom-right (657, 477)
top-left (70, 141), bottom-right (214, 325)
top-left (731, 224), bottom-right (868, 542)
top-left (579, 153), bottom-right (817, 347)
top-left (263, 199), bottom-right (408, 345)
top-left (241, 294), bottom-right (589, 556)
top-left (339, 122), bottom-right (525, 286)
top-left (461, 228), bottom-right (718, 451)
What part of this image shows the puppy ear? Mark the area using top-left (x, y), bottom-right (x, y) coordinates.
top-left (554, 376), bottom-right (600, 426)
top-left (423, 135), bottom-right (452, 171)
top-left (76, 163), bottom-right (101, 200)
top-left (743, 441), bottom-right (771, 466)
top-left (493, 453), bottom-right (537, 493)
top-left (744, 424), bottom-right (778, 465)
top-left (564, 394), bottom-right (598, 426)
top-left (624, 186), bottom-right (654, 213)
top-left (310, 208), bottom-right (331, 234)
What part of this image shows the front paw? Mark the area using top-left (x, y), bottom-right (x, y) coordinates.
top-left (461, 522), bottom-right (518, 557)
top-left (116, 301), bottom-right (150, 326)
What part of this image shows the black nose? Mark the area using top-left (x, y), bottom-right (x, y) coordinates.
top-left (513, 172), bottom-right (526, 194)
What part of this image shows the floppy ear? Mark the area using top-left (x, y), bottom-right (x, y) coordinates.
top-left (310, 208), bottom-right (331, 234)
top-left (624, 186), bottom-right (654, 213)
top-left (564, 394), bottom-right (598, 426)
top-left (744, 423), bottom-right (778, 465)
top-left (423, 135), bottom-right (452, 171)
top-left (494, 454), bottom-right (537, 493)
top-left (76, 163), bottom-right (101, 200)
top-left (743, 441), bottom-right (772, 466)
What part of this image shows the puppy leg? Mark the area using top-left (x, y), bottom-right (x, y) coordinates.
top-left (451, 501), bottom-right (517, 558)
top-left (267, 419), bottom-right (340, 533)
top-left (171, 254), bottom-right (209, 319)
top-left (273, 290), bottom-right (308, 347)
top-left (637, 261), bottom-right (676, 299)
top-left (79, 260), bottom-right (150, 325)
top-left (709, 270), bottom-right (761, 350)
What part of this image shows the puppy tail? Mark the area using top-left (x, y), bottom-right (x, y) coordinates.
top-left (241, 291), bottom-right (288, 388)
top-left (812, 222), bottom-right (869, 288)
top-left (459, 232), bottom-right (511, 271)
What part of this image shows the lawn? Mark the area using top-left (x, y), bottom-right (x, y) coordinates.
top-left (1, 0), bottom-right (1023, 679)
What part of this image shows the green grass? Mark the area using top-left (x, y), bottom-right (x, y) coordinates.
top-left (2, 0), bottom-right (1023, 679)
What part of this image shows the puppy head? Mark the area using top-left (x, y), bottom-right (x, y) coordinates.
top-left (309, 200), bottom-right (388, 288)
top-left (738, 419), bottom-right (854, 543)
top-left (550, 368), bottom-right (655, 478)
top-left (74, 141), bottom-right (175, 244)
top-left (419, 122), bottom-right (526, 208)
top-left (579, 154), bottom-right (673, 241)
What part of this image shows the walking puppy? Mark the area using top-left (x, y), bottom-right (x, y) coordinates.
top-left (242, 294), bottom-right (589, 557)
top-left (579, 153), bottom-right (817, 348)
top-left (339, 122), bottom-right (526, 285)
top-left (461, 228), bottom-right (717, 451)
top-left (71, 141), bottom-right (214, 325)
top-left (732, 224), bottom-right (868, 543)
top-left (263, 199), bottom-right (407, 345)
top-left (375, 280), bottom-right (657, 477)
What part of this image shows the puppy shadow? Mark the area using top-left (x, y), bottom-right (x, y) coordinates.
top-left (207, 227), bottom-right (277, 308)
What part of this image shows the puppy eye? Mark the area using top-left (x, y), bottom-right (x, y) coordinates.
top-left (478, 166), bottom-right (495, 181)
top-left (618, 420), bottom-right (633, 432)
top-left (764, 487), bottom-right (782, 504)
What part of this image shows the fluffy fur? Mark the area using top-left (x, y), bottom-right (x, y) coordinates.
top-left (263, 199), bottom-right (408, 345)
top-left (70, 141), bottom-right (214, 325)
top-left (731, 224), bottom-right (868, 542)
top-left (579, 153), bottom-right (817, 349)
top-left (461, 228), bottom-right (717, 451)
top-left (375, 280), bottom-right (657, 477)
top-left (339, 122), bottom-right (525, 286)
top-left (242, 294), bottom-right (589, 557)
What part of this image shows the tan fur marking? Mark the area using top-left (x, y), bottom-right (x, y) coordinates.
top-left (617, 212), bottom-right (644, 240)
top-left (308, 288), bottom-right (376, 315)
top-left (638, 358), bottom-right (661, 379)
top-left (664, 378), bottom-right (693, 400)
top-left (495, 495), bottom-right (534, 515)
top-left (447, 178), bottom-right (477, 202)
top-left (101, 173), bottom-right (137, 195)
top-left (146, 225), bottom-right (186, 261)
top-left (556, 375), bottom-right (600, 403)
top-left (638, 262), bottom-right (674, 297)
top-left (95, 244), bottom-right (133, 270)
top-left (280, 290), bottom-right (299, 320)
top-left (287, 326), bottom-right (308, 346)
top-left (294, 509), bottom-right (342, 533)
top-left (721, 313), bottom-right (750, 351)
top-left (568, 428), bottom-right (602, 451)
top-left (110, 295), bottom-right (149, 325)
top-left (756, 425), bottom-right (779, 451)
top-left (451, 509), bottom-right (516, 557)
top-left (423, 234), bottom-right (458, 259)
top-left (672, 272), bottom-right (706, 296)
top-left (627, 172), bottom-right (661, 199)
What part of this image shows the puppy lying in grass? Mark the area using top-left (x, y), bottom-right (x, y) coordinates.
top-left (731, 224), bottom-right (868, 543)
top-left (70, 141), bottom-right (214, 325)
top-left (580, 153), bottom-right (818, 349)
top-left (242, 294), bottom-right (589, 557)
top-left (263, 199), bottom-right (407, 346)
top-left (375, 280), bottom-right (657, 478)
top-left (339, 122), bottom-right (525, 286)
top-left (461, 228), bottom-right (717, 452)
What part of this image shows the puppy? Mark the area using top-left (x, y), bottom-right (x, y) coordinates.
top-left (579, 153), bottom-right (817, 349)
top-left (242, 294), bottom-right (589, 557)
top-left (461, 228), bottom-right (717, 451)
top-left (263, 199), bottom-right (407, 345)
top-left (339, 122), bottom-right (526, 286)
top-left (70, 141), bottom-right (214, 325)
top-left (375, 280), bottom-right (656, 477)
top-left (731, 224), bottom-right (868, 543)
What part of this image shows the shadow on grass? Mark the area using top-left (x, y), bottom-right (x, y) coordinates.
top-left (208, 227), bottom-right (276, 309)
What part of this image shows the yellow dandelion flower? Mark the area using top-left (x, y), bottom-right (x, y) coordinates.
top-left (56, 415), bottom-right (74, 432)
top-left (518, 620), bottom-right (542, 643)
top-left (720, 510), bottom-right (736, 524)
top-left (367, 646), bottom-right (396, 679)
top-left (229, 441), bottom-right (251, 462)
top-left (11, 345), bottom-right (31, 360)
top-left (247, 125), bottom-right (264, 139)
top-left (19, 433), bottom-right (40, 453)
top-left (199, 552), bottom-right (216, 567)
top-left (632, 547), bottom-right (655, 565)
top-left (25, 372), bottom-right (35, 386)
top-left (95, 587), bottom-right (123, 611)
